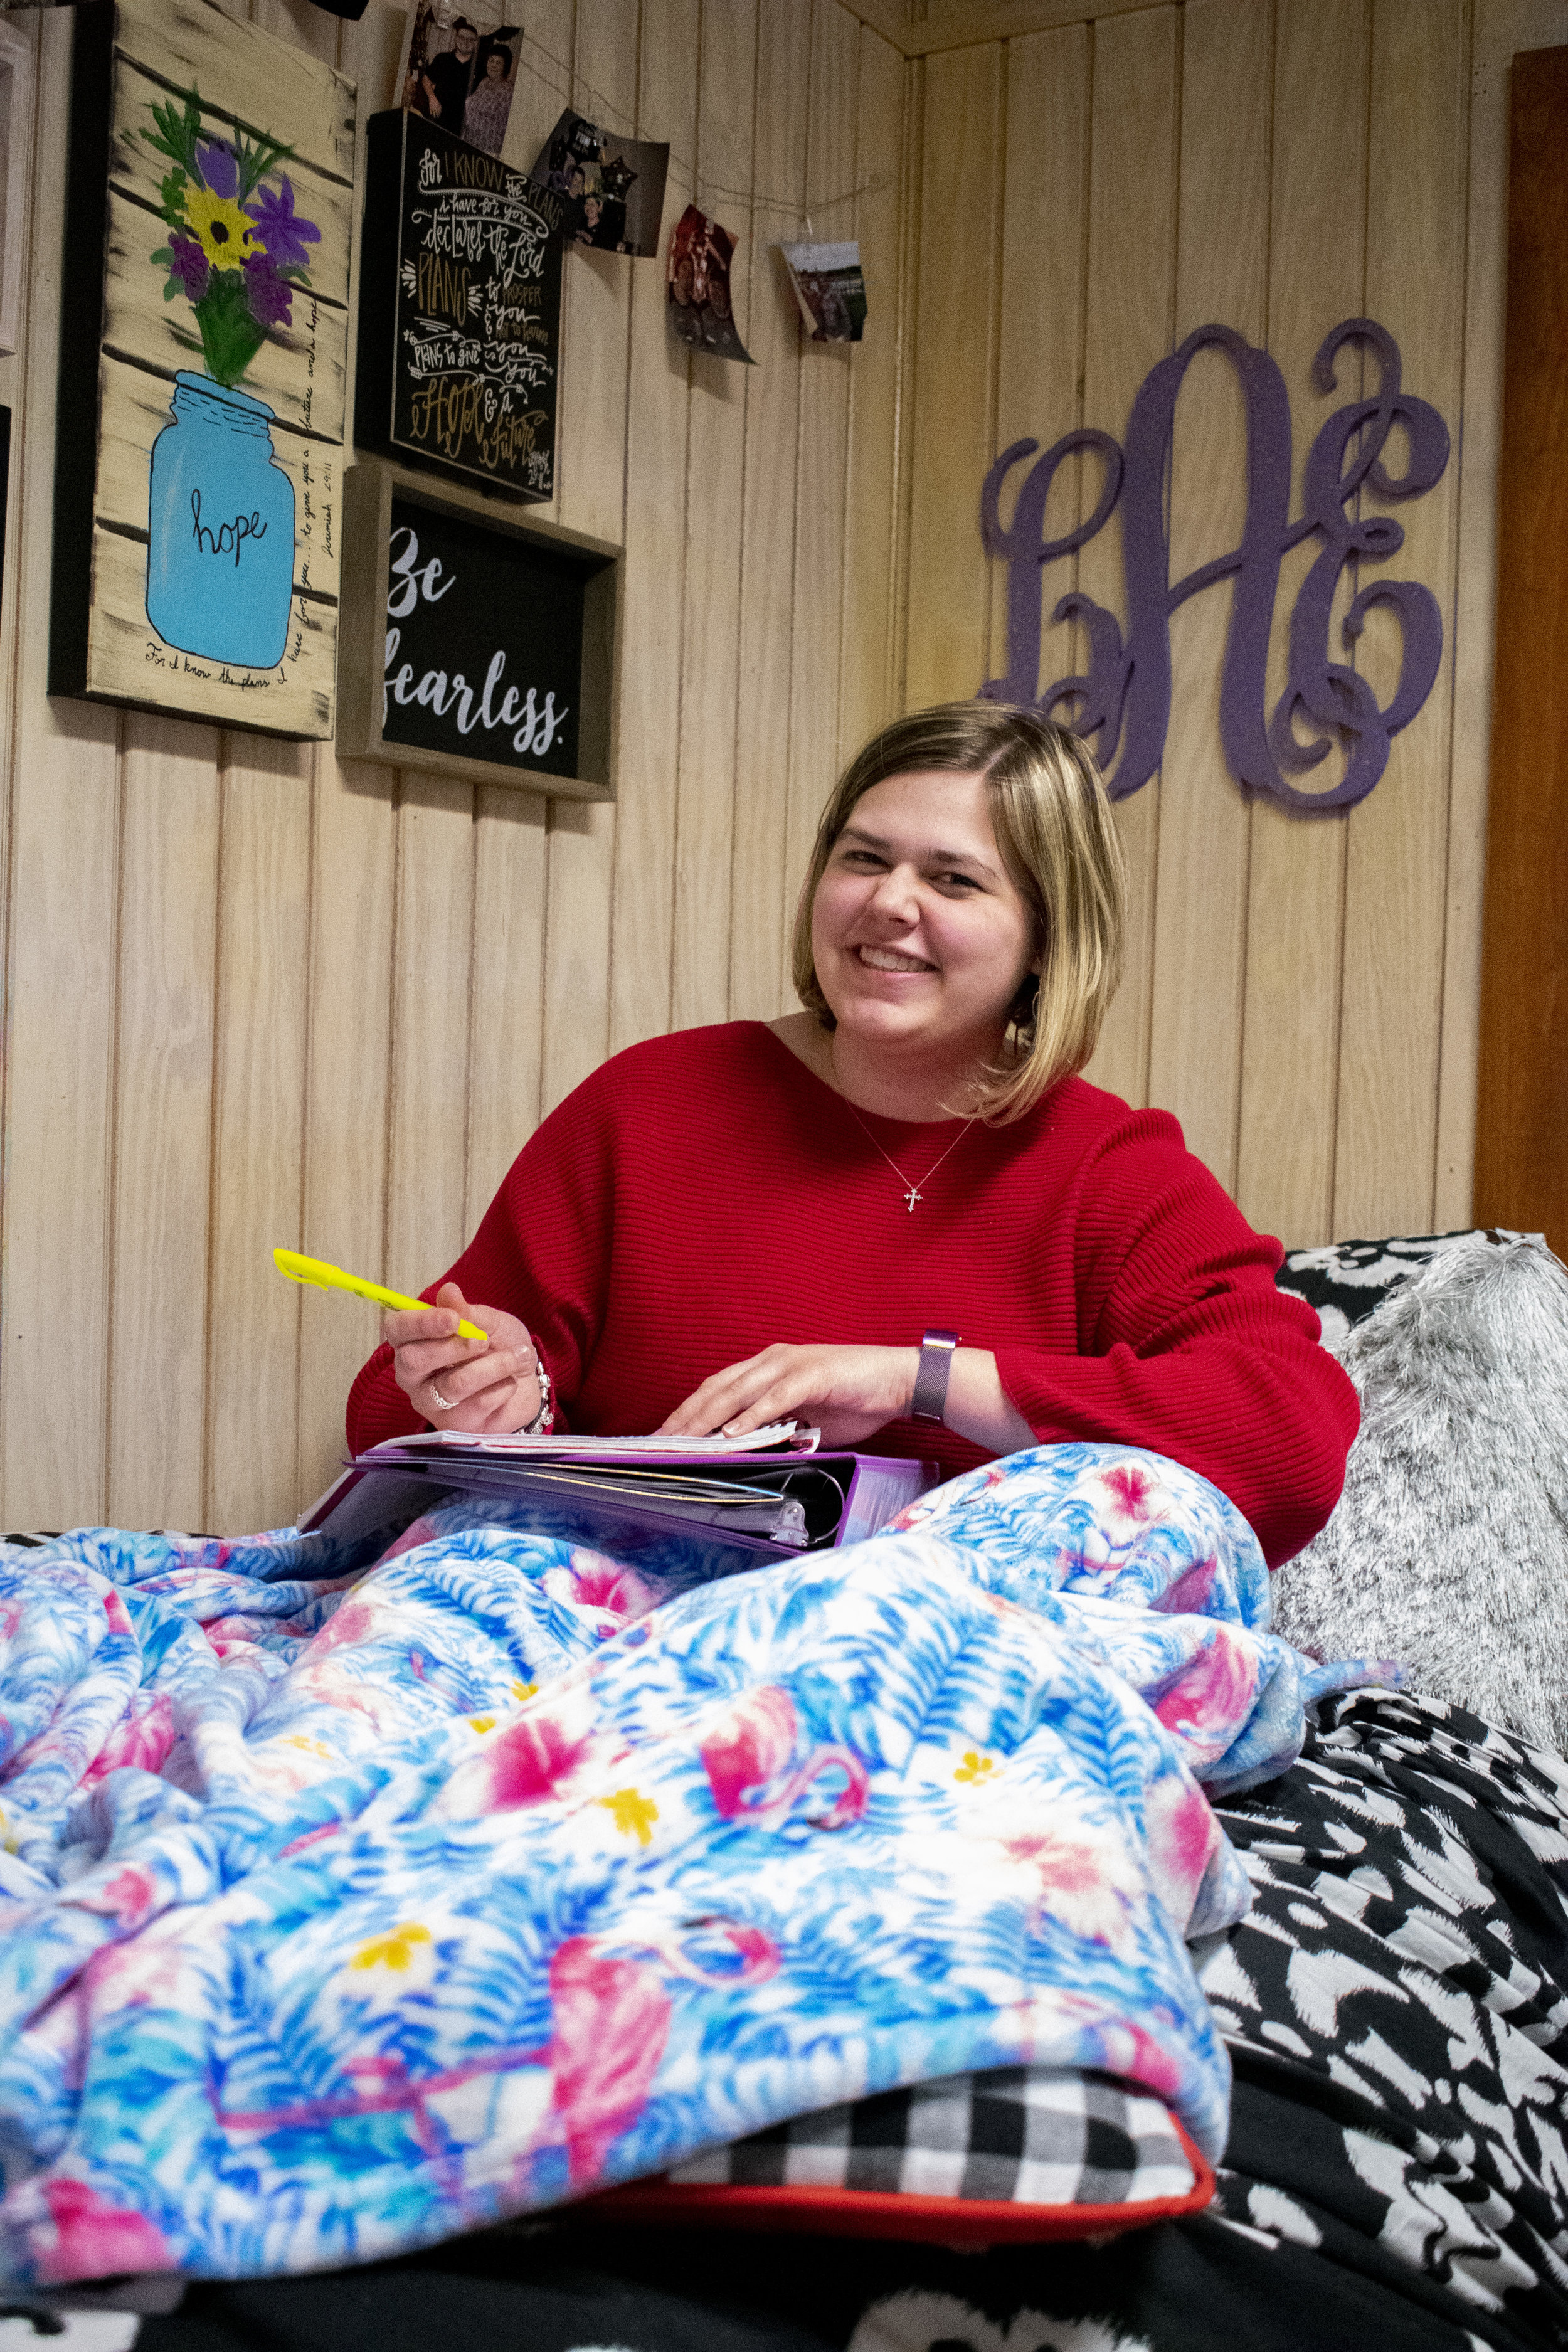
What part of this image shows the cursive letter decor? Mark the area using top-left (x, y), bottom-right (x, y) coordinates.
top-left (979, 318), bottom-right (1450, 810)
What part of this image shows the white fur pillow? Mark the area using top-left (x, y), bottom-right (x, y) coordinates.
top-left (1271, 1234), bottom-right (1568, 1754)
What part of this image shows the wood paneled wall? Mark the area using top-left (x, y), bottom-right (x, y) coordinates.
top-left (0, 0), bottom-right (908, 1535)
top-left (898, 0), bottom-right (1568, 1250)
top-left (2, 0), bottom-right (1562, 1537)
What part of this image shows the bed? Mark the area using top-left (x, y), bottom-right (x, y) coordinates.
top-left (4, 1229), bottom-right (1565, 2352)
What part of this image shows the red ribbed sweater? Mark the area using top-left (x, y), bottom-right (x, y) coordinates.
top-left (347, 1021), bottom-right (1357, 1567)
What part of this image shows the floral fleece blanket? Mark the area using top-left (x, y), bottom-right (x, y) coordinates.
top-left (0, 1444), bottom-right (1391, 2292)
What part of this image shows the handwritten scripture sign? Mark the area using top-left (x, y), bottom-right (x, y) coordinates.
top-left (980, 318), bottom-right (1450, 810)
top-left (356, 111), bottom-right (564, 502)
top-left (336, 463), bottom-right (620, 799)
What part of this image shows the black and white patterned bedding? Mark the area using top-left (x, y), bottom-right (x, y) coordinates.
top-left (665, 2063), bottom-right (1198, 2210)
top-left (119, 1691), bottom-right (1568, 2352)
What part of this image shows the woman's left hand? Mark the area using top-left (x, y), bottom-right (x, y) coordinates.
top-left (657, 1344), bottom-right (920, 1447)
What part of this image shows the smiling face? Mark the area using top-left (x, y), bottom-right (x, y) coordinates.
top-left (809, 768), bottom-right (1039, 1069)
top-left (453, 24), bottom-right (477, 57)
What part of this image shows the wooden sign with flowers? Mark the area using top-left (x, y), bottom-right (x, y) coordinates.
top-left (50, 0), bottom-right (356, 738)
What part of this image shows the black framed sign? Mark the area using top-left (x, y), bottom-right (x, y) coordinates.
top-left (336, 462), bottom-right (619, 798)
top-left (355, 109), bottom-right (565, 503)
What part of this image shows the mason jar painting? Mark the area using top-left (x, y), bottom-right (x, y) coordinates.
top-left (50, 0), bottom-right (351, 736)
top-left (146, 373), bottom-right (295, 666)
top-left (141, 93), bottom-right (319, 669)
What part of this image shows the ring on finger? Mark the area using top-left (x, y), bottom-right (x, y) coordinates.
top-left (430, 1381), bottom-right (456, 1412)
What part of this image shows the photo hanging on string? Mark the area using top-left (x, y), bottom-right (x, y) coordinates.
top-left (667, 204), bottom-right (753, 363)
top-left (396, 0), bottom-right (522, 159)
top-left (780, 238), bottom-right (867, 344)
top-left (528, 105), bottom-right (669, 257)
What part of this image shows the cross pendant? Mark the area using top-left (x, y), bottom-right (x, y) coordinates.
top-left (903, 1185), bottom-right (922, 1212)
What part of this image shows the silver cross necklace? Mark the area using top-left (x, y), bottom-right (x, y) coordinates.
top-left (844, 1102), bottom-right (977, 1211)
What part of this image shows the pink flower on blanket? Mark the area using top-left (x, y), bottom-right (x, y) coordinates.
top-left (102, 1588), bottom-right (133, 1637)
top-left (302, 1592), bottom-right (379, 1658)
top-left (543, 1934), bottom-right (671, 2186)
top-left (542, 1549), bottom-right (660, 1622)
top-left (699, 1686), bottom-right (869, 1831)
top-left (993, 1823), bottom-right (1135, 1949)
top-left (1090, 1460), bottom-right (1167, 1537)
top-left (1142, 1772), bottom-right (1223, 1924)
top-left (80, 1692), bottom-right (177, 1788)
top-left (1152, 1629), bottom-right (1258, 1762)
top-left (438, 1684), bottom-right (625, 1817)
top-left (39, 2178), bottom-right (171, 2284)
top-left (64, 1862), bottom-right (161, 1930)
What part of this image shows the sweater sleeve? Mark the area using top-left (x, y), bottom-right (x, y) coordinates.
top-left (991, 1117), bottom-right (1359, 1569)
top-left (345, 1067), bottom-right (618, 1456)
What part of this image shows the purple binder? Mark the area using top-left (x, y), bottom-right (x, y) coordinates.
top-left (298, 1438), bottom-right (940, 1573)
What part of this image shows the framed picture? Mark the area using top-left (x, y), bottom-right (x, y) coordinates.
top-left (336, 461), bottom-right (620, 800)
top-left (0, 14), bottom-right (38, 356)
top-left (48, 0), bottom-right (356, 739)
top-left (355, 109), bottom-right (565, 502)
top-left (393, 0), bottom-right (523, 159)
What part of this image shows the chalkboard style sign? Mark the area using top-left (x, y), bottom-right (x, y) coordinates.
top-left (336, 462), bottom-right (619, 799)
top-left (356, 110), bottom-right (565, 503)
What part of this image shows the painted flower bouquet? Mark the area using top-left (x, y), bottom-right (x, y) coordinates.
top-left (144, 88), bottom-right (320, 389)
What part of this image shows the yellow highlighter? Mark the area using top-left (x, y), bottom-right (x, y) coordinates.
top-left (273, 1249), bottom-right (490, 1342)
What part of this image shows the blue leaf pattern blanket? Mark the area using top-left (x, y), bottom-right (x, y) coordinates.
top-left (0, 1444), bottom-right (1392, 2289)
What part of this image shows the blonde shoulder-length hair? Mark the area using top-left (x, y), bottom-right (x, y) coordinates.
top-left (791, 701), bottom-right (1128, 1124)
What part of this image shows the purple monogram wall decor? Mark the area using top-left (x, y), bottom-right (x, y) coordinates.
top-left (978, 318), bottom-right (1450, 810)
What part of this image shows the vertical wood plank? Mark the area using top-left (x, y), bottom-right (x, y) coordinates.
top-left (0, 9), bottom-right (122, 1531)
top-left (669, 0), bottom-right (758, 1032)
top-left (780, 0), bottom-right (862, 994)
top-left (466, 790), bottom-right (548, 1226)
top-left (837, 23), bottom-right (909, 765)
top-left (900, 39), bottom-right (1002, 706)
top-left (295, 0), bottom-right (400, 1504)
top-left (106, 721), bottom-right (220, 1532)
top-left (539, 0), bottom-right (637, 1118)
top-left (384, 778), bottom-right (476, 1289)
top-left (1332, 0), bottom-right (1468, 1238)
top-left (987, 23), bottom-right (1089, 698)
top-left (297, 758), bottom-right (396, 1500)
top-left (1234, 0), bottom-right (1369, 1246)
top-left (504, 0), bottom-right (578, 181)
top-left (1145, 0), bottom-right (1273, 1187)
top-left (1077, 5), bottom-right (1179, 1110)
top-left (464, 0), bottom-right (550, 1255)
top-left (605, 0), bottom-right (699, 1056)
top-left (1452, 1), bottom-right (1568, 1232)
top-left (205, 7), bottom-right (325, 1539)
top-left (204, 739), bottom-right (314, 1534)
top-left (727, 0), bottom-right (811, 1024)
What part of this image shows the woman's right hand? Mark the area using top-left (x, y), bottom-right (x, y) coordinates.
top-left (383, 1280), bottom-right (541, 1434)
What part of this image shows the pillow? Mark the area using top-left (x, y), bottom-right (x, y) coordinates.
top-left (1274, 1227), bottom-right (1537, 1351)
top-left (1271, 1234), bottom-right (1568, 1753)
top-left (586, 2066), bottom-right (1214, 2245)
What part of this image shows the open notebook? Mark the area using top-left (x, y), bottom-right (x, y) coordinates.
top-left (299, 1424), bottom-right (941, 1571)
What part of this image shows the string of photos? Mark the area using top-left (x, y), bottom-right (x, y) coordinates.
top-left (388, 3), bottom-right (874, 410)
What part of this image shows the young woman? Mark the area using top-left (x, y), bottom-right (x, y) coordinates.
top-left (348, 703), bottom-right (1356, 1567)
